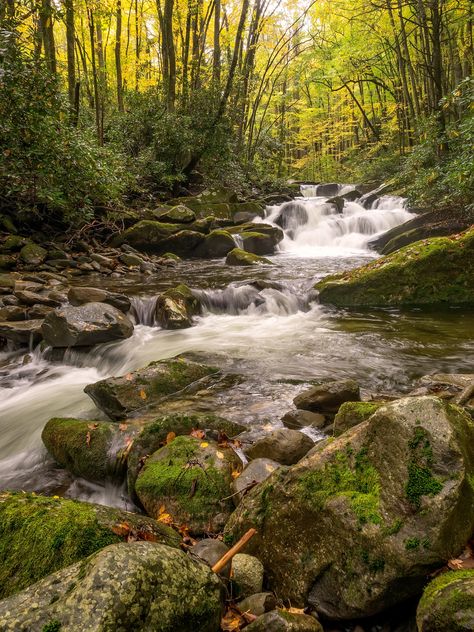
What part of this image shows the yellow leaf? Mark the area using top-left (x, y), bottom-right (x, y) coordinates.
top-left (166, 431), bottom-right (176, 444)
top-left (200, 441), bottom-right (209, 448)
top-left (139, 389), bottom-right (147, 400)
top-left (216, 450), bottom-right (224, 459)
top-left (265, 463), bottom-right (276, 473)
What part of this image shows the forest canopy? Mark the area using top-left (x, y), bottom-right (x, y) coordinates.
top-left (0, 0), bottom-right (472, 226)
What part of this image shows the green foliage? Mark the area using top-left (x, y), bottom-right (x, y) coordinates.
top-left (406, 427), bottom-right (443, 509)
top-left (42, 622), bottom-right (61, 632)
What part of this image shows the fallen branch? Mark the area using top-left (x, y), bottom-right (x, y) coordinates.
top-left (211, 528), bottom-right (257, 574)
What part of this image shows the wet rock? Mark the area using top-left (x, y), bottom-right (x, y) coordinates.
top-left (19, 243), bottom-right (47, 265)
top-left (14, 289), bottom-right (61, 307)
top-left (127, 412), bottom-right (245, 492)
top-left (90, 253), bottom-right (115, 269)
top-left (84, 356), bottom-right (219, 420)
top-left (282, 410), bottom-right (326, 430)
top-left (0, 491), bottom-right (180, 599)
top-left (135, 435), bottom-right (242, 534)
top-left (190, 538), bottom-right (231, 577)
top-left (196, 229), bottom-right (236, 258)
top-left (0, 306), bottom-right (27, 321)
top-left (225, 396), bottom-right (474, 619)
top-left (0, 254), bottom-right (16, 270)
top-left (232, 458), bottom-right (281, 505)
top-left (155, 284), bottom-right (201, 330)
top-left (156, 204), bottom-right (196, 224)
top-left (232, 553), bottom-right (264, 598)
top-left (111, 220), bottom-right (183, 252)
top-left (245, 610), bottom-right (323, 632)
top-left (118, 252), bottom-right (144, 267)
top-left (238, 593), bottom-right (277, 617)
top-left (155, 229), bottom-right (206, 256)
top-left (416, 570), bottom-right (474, 631)
top-left (239, 231), bottom-right (280, 255)
top-left (333, 401), bottom-right (384, 436)
top-left (0, 319), bottom-right (43, 345)
top-left (0, 235), bottom-right (29, 252)
top-left (294, 379), bottom-right (361, 413)
top-left (0, 541), bottom-right (223, 632)
top-left (42, 302), bottom-right (133, 347)
top-left (226, 248), bottom-right (273, 266)
top-left (317, 228), bottom-right (474, 307)
top-left (68, 286), bottom-right (131, 313)
top-left (245, 429), bottom-right (314, 465)
top-left (316, 183), bottom-right (340, 197)
top-left (42, 417), bottom-right (144, 483)
top-left (27, 304), bottom-right (54, 319)
top-left (327, 195), bottom-right (345, 213)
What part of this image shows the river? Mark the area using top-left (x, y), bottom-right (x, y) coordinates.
top-left (1, 186), bottom-right (473, 507)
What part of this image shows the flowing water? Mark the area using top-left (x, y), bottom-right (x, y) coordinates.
top-left (1, 187), bottom-right (473, 507)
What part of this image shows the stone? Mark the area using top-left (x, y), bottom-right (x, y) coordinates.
top-left (316, 228), bottom-right (474, 307)
top-left (238, 593), bottom-right (277, 617)
top-left (316, 183), bottom-right (340, 197)
top-left (155, 284), bottom-right (201, 330)
top-left (0, 319), bottom-right (43, 345)
top-left (14, 289), bottom-right (61, 307)
top-left (293, 379), bottom-right (361, 413)
top-left (226, 248), bottom-right (273, 266)
top-left (0, 306), bottom-right (27, 321)
top-left (333, 401), bottom-right (385, 436)
top-left (111, 220), bottom-right (183, 251)
top-left (126, 412), bottom-right (246, 493)
top-left (156, 204), bottom-right (196, 224)
top-left (239, 232), bottom-right (279, 255)
top-left (135, 435), bottom-right (242, 534)
top-left (42, 417), bottom-right (144, 483)
top-left (118, 252), bottom-right (144, 267)
top-left (85, 356), bottom-right (219, 420)
top-left (0, 541), bottom-right (223, 632)
top-left (0, 255), bottom-right (16, 270)
top-left (155, 229), bottom-right (206, 256)
top-left (225, 397), bottom-right (474, 619)
top-left (244, 610), bottom-right (323, 632)
top-left (416, 570), bottom-right (474, 632)
top-left (190, 538), bottom-right (231, 577)
top-left (326, 195), bottom-right (345, 213)
top-left (282, 410), bottom-right (326, 430)
top-left (232, 458), bottom-right (281, 505)
top-left (245, 429), bottom-right (314, 465)
top-left (0, 235), bottom-right (29, 253)
top-left (0, 491), bottom-right (179, 599)
top-left (19, 243), bottom-right (47, 265)
top-left (196, 230), bottom-right (236, 258)
top-left (231, 554), bottom-right (264, 598)
top-left (274, 201), bottom-right (309, 230)
top-left (90, 253), bottom-right (115, 269)
top-left (68, 286), bottom-right (131, 313)
top-left (42, 302), bottom-right (133, 347)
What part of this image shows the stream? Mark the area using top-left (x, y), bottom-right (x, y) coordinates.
top-left (1, 186), bottom-right (473, 508)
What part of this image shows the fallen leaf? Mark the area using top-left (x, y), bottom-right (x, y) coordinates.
top-left (265, 463), bottom-right (276, 473)
top-left (125, 373), bottom-right (134, 381)
top-left (283, 607), bottom-right (306, 615)
top-left (119, 423), bottom-right (128, 432)
top-left (139, 389), bottom-right (147, 400)
top-left (216, 450), bottom-right (224, 460)
top-left (190, 428), bottom-right (206, 439)
top-left (200, 441), bottom-right (209, 448)
top-left (87, 423), bottom-right (99, 430)
top-left (111, 522), bottom-right (131, 537)
top-left (166, 431), bottom-right (176, 444)
top-left (231, 469), bottom-right (240, 479)
top-left (157, 505), bottom-right (173, 525)
top-left (86, 431), bottom-right (91, 447)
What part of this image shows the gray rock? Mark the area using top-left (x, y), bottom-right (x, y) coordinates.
top-left (119, 252), bottom-right (143, 267)
top-left (68, 286), bottom-right (131, 313)
top-left (0, 306), bottom-right (27, 321)
top-left (90, 253), bottom-right (115, 269)
top-left (191, 538), bottom-right (231, 577)
top-left (155, 284), bottom-right (201, 330)
top-left (0, 319), bottom-right (43, 345)
top-left (14, 289), bottom-right (61, 307)
top-left (156, 204), bottom-right (196, 224)
top-left (232, 458), bottom-right (281, 505)
top-left (232, 554), bottom-right (264, 598)
top-left (245, 610), bottom-right (322, 632)
top-left (19, 243), bottom-right (47, 265)
top-left (238, 592), bottom-right (277, 617)
top-left (282, 410), bottom-right (326, 430)
top-left (41, 302), bottom-right (133, 348)
top-left (294, 379), bottom-right (361, 413)
top-left (0, 542), bottom-right (223, 632)
top-left (245, 429), bottom-right (314, 465)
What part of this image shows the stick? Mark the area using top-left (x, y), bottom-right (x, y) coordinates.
top-left (211, 528), bottom-right (257, 574)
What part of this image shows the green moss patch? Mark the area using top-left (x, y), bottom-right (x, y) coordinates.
top-left (406, 427), bottom-right (443, 509)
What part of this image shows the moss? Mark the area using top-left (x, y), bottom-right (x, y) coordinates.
top-left (382, 518), bottom-right (403, 536)
top-left (404, 537), bottom-right (421, 550)
top-left (299, 445), bottom-right (381, 525)
top-left (406, 427), bottom-right (443, 508)
top-left (334, 401), bottom-right (383, 436)
top-left (42, 621), bottom-right (61, 632)
top-left (225, 248), bottom-right (273, 267)
top-left (0, 492), bottom-right (121, 598)
top-left (418, 570), bottom-right (474, 630)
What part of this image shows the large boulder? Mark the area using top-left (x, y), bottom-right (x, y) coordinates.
top-left (0, 542), bottom-right (223, 632)
top-left (135, 435), bottom-right (242, 534)
top-left (42, 417), bottom-right (143, 483)
top-left (68, 286), bottom-right (131, 313)
top-left (41, 302), bottom-right (133, 347)
top-left (333, 401), bottom-right (384, 436)
top-left (111, 220), bottom-right (183, 251)
top-left (195, 230), bottom-right (236, 258)
top-left (239, 232), bottom-right (280, 255)
top-left (155, 284), bottom-right (201, 330)
top-left (274, 201), bottom-right (309, 230)
top-left (244, 429), bottom-right (314, 465)
top-left (416, 570), bottom-right (474, 631)
top-left (0, 492), bottom-right (179, 599)
top-left (225, 397), bottom-right (474, 619)
top-left (226, 248), bottom-right (273, 266)
top-left (19, 243), bottom-right (47, 265)
top-left (84, 356), bottom-right (219, 420)
top-left (155, 204), bottom-right (196, 224)
top-left (152, 229), bottom-right (205, 256)
top-left (316, 229), bottom-right (474, 307)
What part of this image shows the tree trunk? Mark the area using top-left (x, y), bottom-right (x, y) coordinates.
top-left (64, 0), bottom-right (76, 116)
top-left (115, 0), bottom-right (124, 112)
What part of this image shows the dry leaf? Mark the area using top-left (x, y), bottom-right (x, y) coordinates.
top-left (200, 441), bottom-right (209, 448)
top-left (85, 431), bottom-right (91, 447)
top-left (190, 428), bottom-right (206, 439)
top-left (119, 423), bottom-right (128, 432)
top-left (87, 423), bottom-right (99, 430)
top-left (216, 450), bottom-right (224, 460)
top-left (111, 522), bottom-right (131, 537)
top-left (231, 469), bottom-right (241, 479)
top-left (157, 505), bottom-right (173, 525)
top-left (139, 389), bottom-right (147, 400)
top-left (125, 373), bottom-right (134, 381)
top-left (166, 431), bottom-right (176, 444)
top-left (283, 607), bottom-right (306, 615)
top-left (265, 463), bottom-right (276, 473)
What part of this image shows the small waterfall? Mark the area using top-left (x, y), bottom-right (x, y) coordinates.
top-left (232, 234), bottom-right (244, 249)
top-left (129, 295), bottom-right (157, 326)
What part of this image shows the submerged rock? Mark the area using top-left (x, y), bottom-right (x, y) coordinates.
top-left (135, 435), bottom-right (242, 534)
top-left (84, 356), bottom-right (219, 420)
top-left (316, 228), bottom-right (474, 307)
top-left (416, 570), bottom-right (474, 631)
top-left (0, 542), bottom-right (223, 632)
top-left (0, 492), bottom-right (179, 599)
top-left (42, 302), bottom-right (133, 347)
top-left (244, 428), bottom-right (314, 465)
top-left (225, 397), bottom-right (474, 619)
top-left (226, 248), bottom-right (273, 266)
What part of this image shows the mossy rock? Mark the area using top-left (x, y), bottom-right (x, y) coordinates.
top-left (333, 401), bottom-right (384, 436)
top-left (417, 570), bottom-right (474, 631)
top-left (136, 436), bottom-right (242, 534)
top-left (19, 243), bottom-right (47, 265)
top-left (0, 492), bottom-right (180, 599)
top-left (229, 202), bottom-right (265, 218)
top-left (316, 228), bottom-right (474, 307)
top-left (0, 235), bottom-right (29, 253)
top-left (0, 541), bottom-right (223, 632)
top-left (127, 412), bottom-right (245, 494)
top-left (155, 284), bottom-right (201, 330)
top-left (84, 355), bottom-right (220, 420)
top-left (226, 248), bottom-right (273, 266)
top-left (195, 229), bottom-right (236, 258)
top-left (156, 204), bottom-right (196, 224)
top-left (156, 229), bottom-right (206, 257)
top-left (111, 220), bottom-right (184, 251)
top-left (225, 396), bottom-right (474, 619)
top-left (42, 417), bottom-right (144, 483)
top-left (239, 231), bottom-right (279, 255)
top-left (0, 254), bottom-right (16, 270)
top-left (161, 252), bottom-right (181, 261)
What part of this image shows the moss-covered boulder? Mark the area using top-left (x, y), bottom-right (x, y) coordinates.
top-left (0, 255), bottom-right (16, 270)
top-left (155, 284), bottom-right (201, 330)
top-left (226, 248), bottom-right (273, 266)
top-left (0, 492), bottom-right (180, 599)
top-left (417, 570), bottom-right (474, 631)
top-left (127, 412), bottom-right (245, 493)
top-left (155, 229), bottom-right (206, 256)
top-left (239, 231), bottom-right (280, 255)
top-left (317, 228), bottom-right (474, 307)
top-left (333, 401), bottom-right (384, 436)
top-left (136, 435), bottom-right (242, 533)
top-left (111, 220), bottom-right (183, 251)
top-left (156, 204), bottom-right (196, 224)
top-left (84, 356), bottom-right (219, 420)
top-left (0, 541), bottom-right (223, 631)
top-left (225, 396), bottom-right (474, 619)
top-left (42, 417), bottom-right (144, 483)
top-left (195, 229), bottom-right (236, 258)
top-left (0, 235), bottom-right (29, 253)
top-left (19, 242), bottom-right (47, 265)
